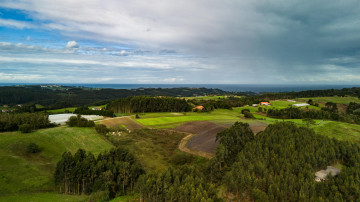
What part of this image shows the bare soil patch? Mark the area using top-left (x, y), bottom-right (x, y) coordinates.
top-left (101, 117), bottom-right (144, 130)
top-left (249, 121), bottom-right (268, 134)
top-left (173, 121), bottom-right (227, 154)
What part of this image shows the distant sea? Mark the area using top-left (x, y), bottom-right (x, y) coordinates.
top-left (1, 83), bottom-right (360, 93)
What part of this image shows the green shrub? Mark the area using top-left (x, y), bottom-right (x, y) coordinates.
top-left (241, 109), bottom-right (250, 114)
top-left (26, 142), bottom-right (40, 154)
top-left (19, 124), bottom-right (32, 133)
top-left (244, 111), bottom-right (254, 118)
top-left (170, 152), bottom-right (195, 165)
top-left (95, 124), bottom-right (110, 136)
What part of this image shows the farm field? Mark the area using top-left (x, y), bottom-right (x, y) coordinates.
top-left (0, 127), bottom-right (113, 198)
top-left (173, 121), bottom-right (227, 154)
top-left (297, 96), bottom-right (360, 104)
top-left (135, 109), bottom-right (241, 128)
top-left (101, 116), bottom-right (144, 130)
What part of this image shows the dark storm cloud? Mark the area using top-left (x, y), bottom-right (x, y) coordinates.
top-left (0, 0), bottom-right (359, 83)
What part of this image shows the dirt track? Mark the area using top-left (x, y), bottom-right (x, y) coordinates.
top-left (101, 116), bottom-right (144, 130)
top-left (173, 121), bottom-right (227, 154)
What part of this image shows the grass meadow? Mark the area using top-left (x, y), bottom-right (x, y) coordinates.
top-left (0, 127), bottom-right (113, 198)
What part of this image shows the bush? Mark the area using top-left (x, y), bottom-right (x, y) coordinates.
top-left (95, 124), bottom-right (110, 136)
top-left (88, 190), bottom-right (110, 202)
top-left (26, 142), bottom-right (40, 154)
top-left (19, 124), bottom-right (32, 133)
top-left (244, 111), bottom-right (254, 118)
top-left (170, 152), bottom-right (195, 165)
top-left (241, 109), bottom-right (250, 114)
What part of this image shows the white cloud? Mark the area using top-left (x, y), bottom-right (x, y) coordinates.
top-left (66, 41), bottom-right (79, 49)
top-left (0, 18), bottom-right (35, 29)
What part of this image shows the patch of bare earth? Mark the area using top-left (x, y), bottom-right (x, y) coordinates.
top-left (173, 121), bottom-right (227, 154)
top-left (175, 120), bottom-right (268, 158)
top-left (101, 116), bottom-right (144, 130)
top-left (249, 122), bottom-right (268, 134)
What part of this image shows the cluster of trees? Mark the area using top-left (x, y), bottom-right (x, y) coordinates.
top-left (108, 96), bottom-right (191, 113)
top-left (73, 106), bottom-right (114, 117)
top-left (347, 102), bottom-right (360, 115)
top-left (266, 106), bottom-right (360, 125)
top-left (136, 166), bottom-right (218, 201)
top-left (210, 121), bottom-right (360, 201)
top-left (54, 147), bottom-right (144, 198)
top-left (66, 115), bottom-right (95, 127)
top-left (0, 112), bottom-right (53, 132)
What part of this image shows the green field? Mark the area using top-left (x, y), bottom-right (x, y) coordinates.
top-left (135, 109), bottom-right (241, 128)
top-left (0, 127), bottom-right (113, 198)
top-left (0, 193), bottom-right (88, 202)
top-left (297, 96), bottom-right (360, 104)
top-left (313, 121), bottom-right (360, 143)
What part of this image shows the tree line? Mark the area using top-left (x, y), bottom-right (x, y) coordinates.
top-left (54, 147), bottom-right (144, 197)
top-left (108, 96), bottom-right (191, 113)
top-left (266, 106), bottom-right (360, 124)
top-left (0, 112), bottom-right (54, 132)
top-left (73, 106), bottom-right (115, 117)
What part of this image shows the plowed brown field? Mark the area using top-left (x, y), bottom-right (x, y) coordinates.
top-left (101, 117), bottom-right (144, 130)
top-left (173, 121), bottom-right (227, 154)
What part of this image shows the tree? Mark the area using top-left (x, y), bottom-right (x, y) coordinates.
top-left (303, 118), bottom-right (315, 128)
top-left (26, 142), bottom-right (40, 153)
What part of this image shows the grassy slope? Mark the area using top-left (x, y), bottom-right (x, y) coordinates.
top-left (297, 96), bottom-right (360, 104)
top-left (0, 127), bottom-right (113, 197)
top-left (0, 193), bottom-right (88, 202)
top-left (313, 121), bottom-right (360, 143)
top-left (108, 129), bottom-right (187, 171)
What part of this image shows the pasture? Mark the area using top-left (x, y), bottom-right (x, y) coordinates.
top-left (297, 96), bottom-right (360, 104)
top-left (0, 127), bottom-right (113, 197)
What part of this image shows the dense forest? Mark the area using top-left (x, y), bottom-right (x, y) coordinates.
top-left (55, 147), bottom-right (144, 198)
top-left (108, 96), bottom-right (191, 113)
top-left (0, 85), bottom-right (227, 108)
top-left (209, 122), bottom-right (360, 201)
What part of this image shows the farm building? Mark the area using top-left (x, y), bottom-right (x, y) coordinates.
top-left (91, 107), bottom-right (103, 110)
top-left (193, 106), bottom-right (204, 111)
top-left (315, 166), bottom-right (340, 182)
top-left (252, 104), bottom-right (258, 107)
top-left (260, 102), bottom-right (271, 106)
top-left (293, 103), bottom-right (310, 107)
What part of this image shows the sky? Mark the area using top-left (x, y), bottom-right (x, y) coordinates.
top-left (0, 0), bottom-right (360, 84)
